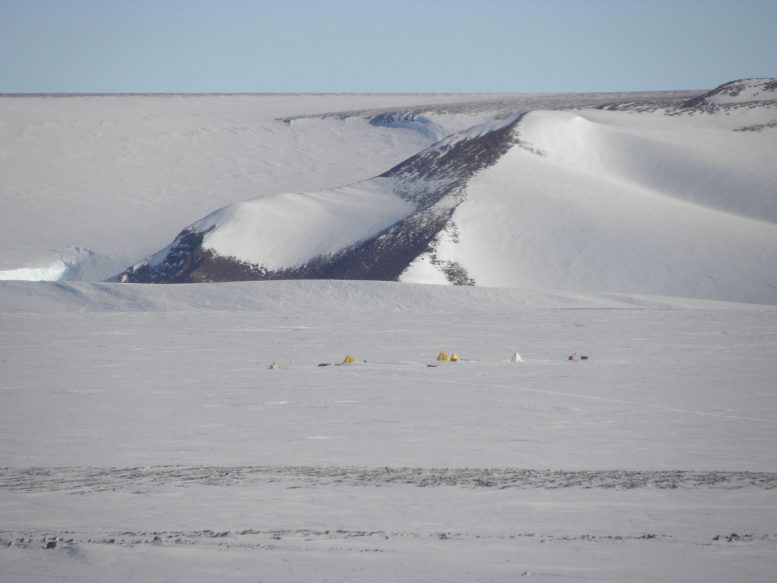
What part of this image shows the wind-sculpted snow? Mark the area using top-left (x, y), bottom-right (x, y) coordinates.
top-left (118, 116), bottom-right (523, 285)
top-left (2, 90), bottom-right (698, 281)
top-left (0, 247), bottom-right (125, 283)
top-left (401, 81), bottom-right (777, 303)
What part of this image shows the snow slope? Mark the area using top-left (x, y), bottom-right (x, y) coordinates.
top-left (0, 93), bottom-right (483, 275)
top-left (1, 279), bottom-right (776, 582)
top-left (174, 179), bottom-right (413, 271)
top-left (0, 92), bottom-right (691, 281)
top-left (118, 114), bottom-right (527, 283)
top-left (418, 106), bottom-right (777, 303)
top-left (2, 90), bottom-right (689, 279)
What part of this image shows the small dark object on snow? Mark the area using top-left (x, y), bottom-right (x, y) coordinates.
top-left (44, 540), bottom-right (57, 549)
top-left (726, 533), bottom-right (741, 542)
top-left (318, 362), bottom-right (331, 367)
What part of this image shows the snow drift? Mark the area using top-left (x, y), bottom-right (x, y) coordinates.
top-left (0, 247), bottom-right (125, 282)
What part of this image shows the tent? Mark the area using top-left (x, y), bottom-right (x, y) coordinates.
top-left (437, 351), bottom-right (450, 361)
top-left (510, 352), bottom-right (523, 363)
top-left (342, 354), bottom-right (356, 365)
top-left (449, 352), bottom-right (461, 362)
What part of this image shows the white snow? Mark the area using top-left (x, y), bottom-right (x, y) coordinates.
top-left (0, 247), bottom-right (126, 282)
top-left (0, 93), bottom-right (486, 275)
top-left (413, 107), bottom-right (777, 304)
top-left (0, 90), bottom-right (698, 280)
top-left (1, 279), bottom-right (776, 581)
top-left (114, 89), bottom-right (777, 303)
top-left (399, 253), bottom-right (451, 285)
top-left (196, 179), bottom-right (413, 269)
top-left (0, 261), bottom-right (67, 281)
top-left (432, 112), bottom-right (522, 147)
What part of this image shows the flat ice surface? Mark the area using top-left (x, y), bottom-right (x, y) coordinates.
top-left (1, 280), bottom-right (776, 581)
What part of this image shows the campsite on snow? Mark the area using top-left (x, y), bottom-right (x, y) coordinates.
top-left (2, 79), bottom-right (777, 582)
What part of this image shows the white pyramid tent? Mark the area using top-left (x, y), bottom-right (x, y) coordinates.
top-left (510, 351), bottom-right (523, 363)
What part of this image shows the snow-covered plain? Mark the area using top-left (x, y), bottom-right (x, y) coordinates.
top-left (2, 280), bottom-right (776, 582)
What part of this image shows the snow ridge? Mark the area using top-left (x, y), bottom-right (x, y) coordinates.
top-left (117, 80), bottom-right (777, 304)
top-left (118, 115), bottom-right (523, 284)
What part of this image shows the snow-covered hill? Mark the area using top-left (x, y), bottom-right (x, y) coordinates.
top-left (119, 79), bottom-right (777, 305)
top-left (2, 90), bottom-right (691, 281)
top-left (682, 77), bottom-right (777, 107)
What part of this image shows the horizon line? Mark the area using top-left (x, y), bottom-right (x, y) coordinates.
top-left (0, 88), bottom-right (708, 98)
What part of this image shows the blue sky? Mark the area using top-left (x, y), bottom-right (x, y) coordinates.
top-left (1, 0), bottom-right (775, 93)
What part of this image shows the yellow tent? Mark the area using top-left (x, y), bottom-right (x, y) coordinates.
top-left (436, 351), bottom-right (450, 361)
top-left (449, 352), bottom-right (461, 362)
top-left (342, 354), bottom-right (356, 365)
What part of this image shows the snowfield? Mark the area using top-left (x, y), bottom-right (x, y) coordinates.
top-left (2, 83), bottom-right (777, 582)
top-left (2, 280), bottom-right (777, 581)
